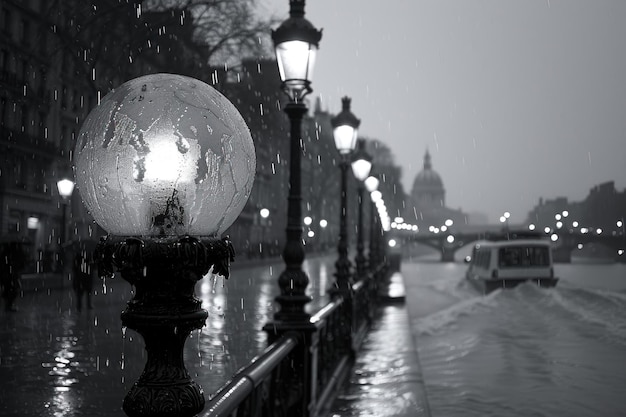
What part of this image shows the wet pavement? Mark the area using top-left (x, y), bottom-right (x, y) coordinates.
top-left (328, 272), bottom-right (431, 417)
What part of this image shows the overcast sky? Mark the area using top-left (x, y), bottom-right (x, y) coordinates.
top-left (258, 0), bottom-right (626, 223)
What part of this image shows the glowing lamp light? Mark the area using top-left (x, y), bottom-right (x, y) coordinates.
top-left (529, 224), bottom-right (536, 231)
top-left (364, 176), bottom-right (379, 193)
top-left (351, 140), bottom-right (372, 181)
top-left (446, 235), bottom-right (455, 243)
top-left (319, 219), bottom-right (328, 228)
top-left (260, 208), bottom-right (270, 219)
top-left (551, 233), bottom-right (559, 242)
top-left (303, 216), bottom-right (312, 226)
top-left (74, 74), bottom-right (256, 237)
top-left (57, 178), bottom-right (75, 199)
top-left (371, 190), bottom-right (382, 203)
top-left (388, 239), bottom-right (397, 248)
top-left (445, 219), bottom-right (453, 227)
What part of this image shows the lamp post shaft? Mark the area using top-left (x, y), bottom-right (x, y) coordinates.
top-left (275, 102), bottom-right (311, 321)
top-left (369, 199), bottom-right (378, 269)
top-left (355, 185), bottom-right (366, 279)
top-left (334, 159), bottom-right (352, 291)
top-left (60, 201), bottom-right (68, 244)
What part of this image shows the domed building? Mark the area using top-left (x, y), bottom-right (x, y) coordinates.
top-left (410, 150), bottom-right (445, 209)
top-left (407, 150), bottom-right (467, 228)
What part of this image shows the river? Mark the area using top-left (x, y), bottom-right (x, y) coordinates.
top-left (402, 255), bottom-right (626, 417)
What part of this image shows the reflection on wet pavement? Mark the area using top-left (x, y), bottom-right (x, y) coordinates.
top-left (0, 255), bottom-right (332, 417)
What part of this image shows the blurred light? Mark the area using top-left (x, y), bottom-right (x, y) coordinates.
top-left (577, 243), bottom-right (583, 250)
top-left (371, 190), bottom-right (382, 203)
top-left (504, 211), bottom-right (510, 219)
top-left (596, 228), bottom-right (603, 234)
top-left (394, 217), bottom-right (404, 223)
top-left (618, 249), bottom-right (624, 256)
top-left (319, 219), bottom-right (327, 228)
top-left (544, 227), bottom-right (551, 234)
top-left (572, 221), bottom-right (579, 227)
top-left (428, 226), bottom-right (435, 232)
top-left (307, 230), bottom-right (315, 238)
top-left (445, 219), bottom-right (453, 227)
top-left (259, 208), bottom-right (270, 218)
top-left (528, 224), bottom-right (535, 230)
top-left (555, 214), bottom-right (562, 220)
top-left (412, 225), bottom-right (418, 231)
top-left (562, 210), bottom-right (569, 217)
top-left (388, 239), bottom-right (397, 248)
top-left (57, 178), bottom-right (75, 199)
top-left (617, 220), bottom-right (623, 228)
top-left (27, 216), bottom-right (39, 229)
top-left (433, 227), bottom-right (440, 234)
top-left (446, 235), bottom-right (455, 243)
top-left (556, 221), bottom-right (563, 229)
top-left (550, 233), bottom-right (559, 242)
top-left (364, 176), bottom-right (379, 192)
top-left (581, 227), bottom-right (589, 234)
top-left (499, 216), bottom-right (506, 223)
top-left (303, 216), bottom-right (312, 226)
top-left (391, 222), bottom-right (397, 229)
top-left (440, 225), bottom-right (447, 232)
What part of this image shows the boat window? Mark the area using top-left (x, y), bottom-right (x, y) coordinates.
top-left (498, 246), bottom-right (550, 267)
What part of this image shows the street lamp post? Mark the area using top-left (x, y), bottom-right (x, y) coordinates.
top-left (331, 97), bottom-right (360, 292)
top-left (74, 74), bottom-right (256, 417)
top-left (268, 0), bottom-right (322, 321)
top-left (351, 140), bottom-right (372, 279)
top-left (56, 177), bottom-right (75, 245)
top-left (365, 176), bottom-right (380, 271)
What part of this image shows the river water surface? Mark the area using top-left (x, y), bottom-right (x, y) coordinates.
top-left (402, 257), bottom-right (626, 417)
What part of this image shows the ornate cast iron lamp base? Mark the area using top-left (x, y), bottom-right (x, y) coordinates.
top-left (96, 235), bottom-right (234, 417)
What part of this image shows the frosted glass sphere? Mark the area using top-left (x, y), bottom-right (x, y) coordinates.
top-left (74, 73), bottom-right (256, 237)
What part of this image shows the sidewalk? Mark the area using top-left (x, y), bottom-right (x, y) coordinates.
top-left (327, 272), bottom-right (431, 417)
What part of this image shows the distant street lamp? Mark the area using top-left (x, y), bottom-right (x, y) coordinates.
top-left (56, 177), bottom-right (75, 245)
top-left (351, 140), bottom-right (372, 279)
top-left (268, 0), bottom-right (322, 321)
top-left (74, 74), bottom-right (255, 417)
top-left (365, 175), bottom-right (380, 269)
top-left (331, 96), bottom-right (360, 292)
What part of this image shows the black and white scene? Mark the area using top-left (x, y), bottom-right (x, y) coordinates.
top-left (1, 0), bottom-right (625, 416)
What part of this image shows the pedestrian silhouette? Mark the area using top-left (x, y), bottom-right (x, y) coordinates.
top-left (1, 242), bottom-right (26, 312)
top-left (72, 251), bottom-right (94, 311)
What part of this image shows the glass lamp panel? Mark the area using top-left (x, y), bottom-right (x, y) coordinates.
top-left (275, 40), bottom-right (316, 84)
top-left (333, 125), bottom-right (357, 154)
top-left (351, 158), bottom-right (372, 181)
top-left (364, 176), bottom-right (379, 192)
top-left (57, 179), bottom-right (75, 198)
top-left (74, 74), bottom-right (256, 237)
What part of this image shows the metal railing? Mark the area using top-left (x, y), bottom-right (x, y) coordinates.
top-left (202, 261), bottom-right (387, 417)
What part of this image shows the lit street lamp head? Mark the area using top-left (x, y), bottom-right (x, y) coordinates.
top-left (332, 97), bottom-right (360, 155)
top-left (74, 73), bottom-right (256, 237)
top-left (272, 0), bottom-right (322, 101)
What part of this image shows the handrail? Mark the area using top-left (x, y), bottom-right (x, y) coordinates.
top-left (202, 333), bottom-right (298, 416)
top-left (310, 297), bottom-right (343, 325)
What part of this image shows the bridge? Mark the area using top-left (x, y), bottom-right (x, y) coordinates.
top-left (391, 225), bottom-right (626, 263)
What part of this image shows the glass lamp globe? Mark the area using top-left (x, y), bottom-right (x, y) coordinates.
top-left (74, 73), bottom-right (256, 237)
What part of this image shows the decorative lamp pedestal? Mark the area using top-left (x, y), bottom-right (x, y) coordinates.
top-left (96, 235), bottom-right (234, 417)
